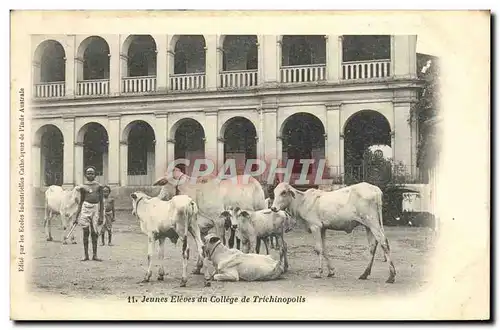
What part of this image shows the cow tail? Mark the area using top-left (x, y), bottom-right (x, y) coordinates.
top-left (377, 190), bottom-right (391, 256)
top-left (43, 196), bottom-right (49, 227)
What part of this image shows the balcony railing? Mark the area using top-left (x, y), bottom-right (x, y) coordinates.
top-left (77, 79), bottom-right (109, 96)
top-left (219, 70), bottom-right (258, 88)
top-left (342, 59), bottom-right (391, 80)
top-left (280, 64), bottom-right (326, 83)
top-left (34, 82), bottom-right (65, 99)
top-left (170, 73), bottom-right (206, 91)
top-left (122, 76), bottom-right (157, 94)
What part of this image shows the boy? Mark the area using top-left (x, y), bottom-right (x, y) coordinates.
top-left (101, 185), bottom-right (115, 246)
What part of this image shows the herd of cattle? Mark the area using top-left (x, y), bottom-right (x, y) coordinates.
top-left (43, 168), bottom-right (397, 288)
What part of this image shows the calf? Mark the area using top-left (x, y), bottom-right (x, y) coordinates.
top-left (130, 191), bottom-right (210, 287)
top-left (224, 207), bottom-right (295, 272)
top-left (44, 185), bottom-right (82, 244)
top-left (204, 233), bottom-right (286, 282)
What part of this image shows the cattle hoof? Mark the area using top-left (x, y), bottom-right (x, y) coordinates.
top-left (385, 277), bottom-right (395, 284)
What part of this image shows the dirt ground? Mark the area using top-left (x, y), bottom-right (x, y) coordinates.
top-left (29, 209), bottom-right (437, 300)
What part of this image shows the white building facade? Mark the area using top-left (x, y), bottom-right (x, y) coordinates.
top-left (30, 34), bottom-right (422, 189)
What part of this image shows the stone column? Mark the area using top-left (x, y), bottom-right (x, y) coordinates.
top-left (108, 35), bottom-right (121, 96)
top-left (74, 141), bottom-right (84, 185)
top-left (257, 36), bottom-right (264, 85)
top-left (326, 35), bottom-right (342, 82)
top-left (339, 134), bottom-right (345, 183)
top-left (62, 116), bottom-right (75, 187)
top-left (166, 139), bottom-right (176, 171)
top-left (326, 103), bottom-right (341, 180)
top-left (205, 110), bottom-right (218, 171)
top-left (392, 35), bottom-right (418, 79)
top-left (107, 115), bottom-right (120, 186)
top-left (155, 35), bottom-right (169, 92)
top-left (119, 140), bottom-right (128, 186)
top-left (65, 35), bottom-right (76, 97)
top-left (261, 35), bottom-right (279, 86)
top-left (32, 143), bottom-right (41, 188)
top-left (205, 35), bottom-right (219, 91)
top-left (393, 100), bottom-right (417, 178)
top-left (154, 112), bottom-right (168, 179)
top-left (263, 105), bottom-right (278, 164)
top-left (75, 57), bottom-right (84, 94)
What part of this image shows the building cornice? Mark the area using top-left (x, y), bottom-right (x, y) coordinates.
top-left (31, 78), bottom-right (423, 112)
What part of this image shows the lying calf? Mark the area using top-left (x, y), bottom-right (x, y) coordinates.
top-left (203, 233), bottom-right (285, 282)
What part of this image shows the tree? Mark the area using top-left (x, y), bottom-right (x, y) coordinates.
top-left (411, 54), bottom-right (442, 173)
top-left (344, 148), bottom-right (412, 225)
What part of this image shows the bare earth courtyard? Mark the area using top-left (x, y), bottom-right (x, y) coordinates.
top-left (29, 209), bottom-right (436, 300)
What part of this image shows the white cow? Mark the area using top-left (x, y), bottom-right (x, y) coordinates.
top-left (224, 207), bottom-right (295, 272)
top-left (130, 191), bottom-right (210, 287)
top-left (271, 182), bottom-right (396, 283)
top-left (44, 185), bottom-right (82, 244)
top-left (203, 233), bottom-right (286, 282)
top-left (153, 168), bottom-right (267, 251)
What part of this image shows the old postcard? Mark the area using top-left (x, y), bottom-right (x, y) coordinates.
top-left (9, 10), bottom-right (490, 320)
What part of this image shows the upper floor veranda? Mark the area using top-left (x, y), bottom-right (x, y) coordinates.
top-left (31, 34), bottom-right (418, 100)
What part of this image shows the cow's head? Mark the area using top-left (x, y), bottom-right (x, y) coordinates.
top-left (130, 191), bottom-right (148, 217)
top-left (235, 209), bottom-right (252, 227)
top-left (219, 206), bottom-right (240, 230)
top-left (271, 183), bottom-right (295, 212)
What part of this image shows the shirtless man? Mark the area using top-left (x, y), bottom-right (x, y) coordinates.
top-left (74, 166), bottom-right (104, 261)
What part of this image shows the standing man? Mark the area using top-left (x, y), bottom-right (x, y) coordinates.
top-left (74, 166), bottom-right (104, 261)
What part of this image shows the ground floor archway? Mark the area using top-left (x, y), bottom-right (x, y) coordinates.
top-left (38, 125), bottom-right (64, 186)
top-left (343, 110), bottom-right (392, 185)
top-left (281, 112), bottom-right (325, 185)
top-left (222, 117), bottom-right (257, 175)
top-left (125, 120), bottom-right (156, 185)
top-left (173, 118), bottom-right (205, 175)
top-left (79, 122), bottom-right (109, 183)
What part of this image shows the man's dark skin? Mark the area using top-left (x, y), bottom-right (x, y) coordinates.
top-left (74, 168), bottom-right (104, 262)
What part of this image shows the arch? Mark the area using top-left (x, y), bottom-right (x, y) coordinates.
top-left (172, 118), bottom-right (206, 175)
top-left (35, 124), bottom-right (64, 186)
top-left (343, 110), bottom-right (392, 184)
top-left (281, 35), bottom-right (326, 67)
top-left (342, 109), bottom-right (393, 134)
top-left (280, 112), bottom-right (326, 180)
top-left (171, 35), bottom-right (206, 74)
top-left (33, 40), bottom-right (66, 83)
top-left (170, 117), bottom-right (205, 141)
top-left (77, 122), bottom-right (109, 181)
top-left (221, 117), bottom-right (258, 174)
top-left (220, 35), bottom-right (258, 71)
top-left (122, 35), bottom-right (158, 77)
top-left (77, 36), bottom-right (110, 80)
top-left (124, 120), bottom-right (156, 184)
